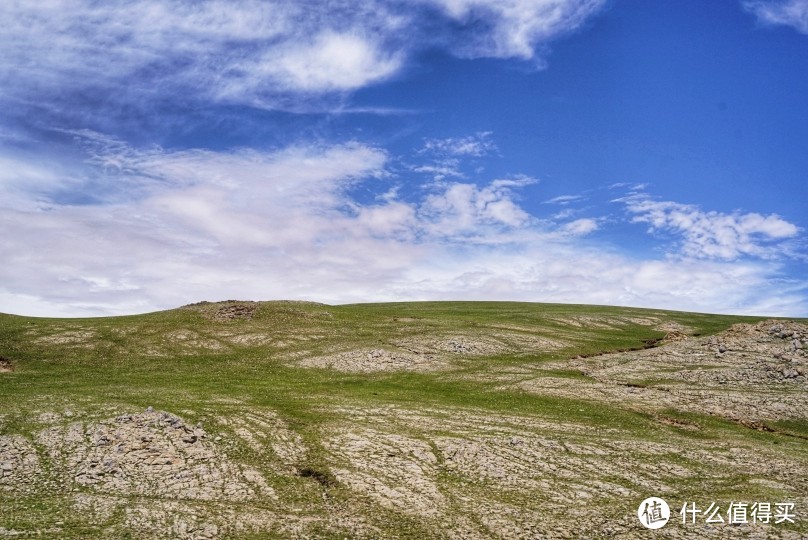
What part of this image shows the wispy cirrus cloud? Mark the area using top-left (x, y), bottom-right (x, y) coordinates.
top-left (414, 132), bottom-right (499, 181)
top-left (0, 0), bottom-right (608, 127)
top-left (543, 194), bottom-right (584, 205)
top-left (0, 1), bottom-right (397, 109)
top-left (424, 0), bottom-right (607, 59)
top-left (743, 0), bottom-right (808, 34)
top-left (420, 132), bottom-right (498, 157)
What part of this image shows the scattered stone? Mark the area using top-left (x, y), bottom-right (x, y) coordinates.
top-left (782, 368), bottom-right (799, 379)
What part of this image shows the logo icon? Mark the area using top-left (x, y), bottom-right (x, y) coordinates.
top-left (638, 497), bottom-right (670, 529)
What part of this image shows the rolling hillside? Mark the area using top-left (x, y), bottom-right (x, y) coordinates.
top-left (0, 301), bottom-right (806, 539)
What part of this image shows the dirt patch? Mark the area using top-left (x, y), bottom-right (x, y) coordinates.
top-left (0, 356), bottom-right (12, 373)
top-left (34, 329), bottom-right (96, 347)
top-left (215, 409), bottom-right (307, 472)
top-left (656, 320), bottom-right (694, 334)
top-left (165, 329), bottom-right (227, 351)
top-left (224, 333), bottom-right (273, 346)
top-left (2, 407), bottom-right (371, 539)
top-left (662, 329), bottom-right (690, 342)
top-left (548, 315), bottom-right (639, 329)
top-left (297, 466), bottom-right (336, 487)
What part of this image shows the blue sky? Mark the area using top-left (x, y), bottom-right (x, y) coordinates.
top-left (1, 0), bottom-right (807, 317)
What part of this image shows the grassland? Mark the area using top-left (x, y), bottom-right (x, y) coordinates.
top-left (0, 301), bottom-right (806, 539)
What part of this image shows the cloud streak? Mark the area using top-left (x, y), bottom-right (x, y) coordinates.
top-left (744, 0), bottom-right (808, 34)
top-left (424, 0), bottom-right (607, 59)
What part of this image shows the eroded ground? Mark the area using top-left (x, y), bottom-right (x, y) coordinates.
top-left (513, 320), bottom-right (808, 423)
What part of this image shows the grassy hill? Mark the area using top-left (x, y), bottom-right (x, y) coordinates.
top-left (0, 301), bottom-right (806, 538)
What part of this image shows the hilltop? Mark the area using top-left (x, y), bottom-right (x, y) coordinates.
top-left (0, 301), bottom-right (806, 539)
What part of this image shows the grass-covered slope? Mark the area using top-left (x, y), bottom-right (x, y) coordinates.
top-left (0, 301), bottom-right (806, 539)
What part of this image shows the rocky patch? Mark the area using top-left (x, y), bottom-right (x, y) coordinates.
top-left (36, 408), bottom-right (272, 501)
top-left (299, 348), bottom-right (446, 372)
top-left (518, 320), bottom-right (808, 423)
top-left (392, 332), bottom-right (567, 357)
top-left (0, 435), bottom-right (40, 493)
top-left (325, 428), bottom-right (444, 515)
top-left (323, 405), bottom-right (808, 538)
top-left (211, 303), bottom-right (258, 322)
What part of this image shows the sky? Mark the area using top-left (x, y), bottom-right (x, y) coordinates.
top-left (1, 0), bottom-right (807, 318)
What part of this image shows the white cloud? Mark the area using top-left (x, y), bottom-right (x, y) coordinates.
top-left (744, 0), bottom-right (808, 34)
top-left (420, 180), bottom-right (534, 235)
top-left (622, 195), bottom-right (801, 260)
top-left (560, 217), bottom-right (599, 236)
top-left (226, 32), bottom-right (402, 95)
top-left (412, 161), bottom-right (465, 181)
top-left (1, 136), bottom-right (806, 318)
top-left (0, 136), bottom-right (537, 316)
top-left (424, 0), bottom-right (607, 59)
top-left (395, 242), bottom-right (807, 316)
top-left (356, 202), bottom-right (419, 239)
top-left (0, 0), bottom-right (399, 112)
top-left (0, 0), bottom-right (608, 117)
